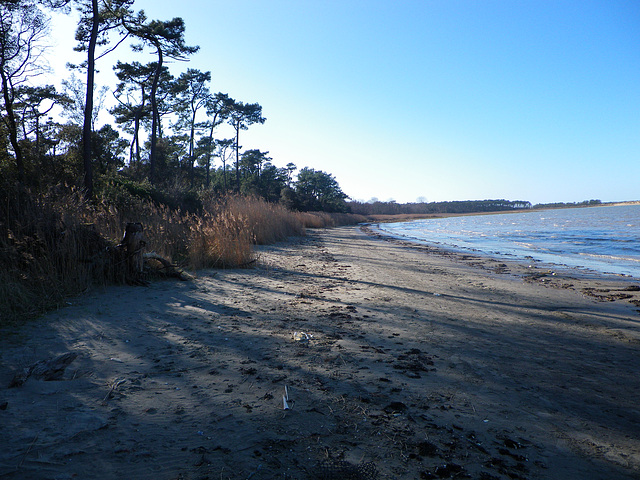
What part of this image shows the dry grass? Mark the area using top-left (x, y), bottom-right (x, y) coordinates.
top-left (295, 211), bottom-right (368, 228)
top-left (0, 191), bottom-right (288, 324)
top-left (0, 187), bottom-right (113, 323)
top-left (187, 195), bottom-right (306, 268)
top-left (0, 187), bottom-right (368, 325)
top-left (188, 208), bottom-right (255, 269)
top-left (223, 195), bottom-right (305, 245)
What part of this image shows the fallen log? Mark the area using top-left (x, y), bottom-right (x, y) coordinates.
top-left (143, 252), bottom-right (194, 281)
top-left (89, 223), bottom-right (192, 284)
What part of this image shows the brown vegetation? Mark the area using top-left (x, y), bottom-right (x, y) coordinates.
top-left (0, 187), bottom-right (365, 325)
top-left (295, 210), bottom-right (368, 229)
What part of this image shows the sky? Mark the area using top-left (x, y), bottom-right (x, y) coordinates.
top-left (45, 0), bottom-right (640, 205)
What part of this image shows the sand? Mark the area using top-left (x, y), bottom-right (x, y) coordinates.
top-left (1, 225), bottom-right (639, 480)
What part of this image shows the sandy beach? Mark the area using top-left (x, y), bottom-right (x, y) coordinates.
top-left (1, 225), bottom-right (639, 480)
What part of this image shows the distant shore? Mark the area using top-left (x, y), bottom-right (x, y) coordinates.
top-left (607, 200), bottom-right (640, 206)
top-left (364, 199), bottom-right (640, 224)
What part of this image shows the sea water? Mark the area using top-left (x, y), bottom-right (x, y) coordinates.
top-left (376, 204), bottom-right (640, 278)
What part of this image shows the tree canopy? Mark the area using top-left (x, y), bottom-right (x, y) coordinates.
top-left (294, 168), bottom-right (349, 213)
top-left (0, 1), bottom-right (354, 216)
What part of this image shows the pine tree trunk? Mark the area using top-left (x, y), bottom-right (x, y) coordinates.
top-left (82, 0), bottom-right (100, 198)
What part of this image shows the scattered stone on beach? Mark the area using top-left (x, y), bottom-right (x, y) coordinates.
top-left (8, 352), bottom-right (78, 387)
top-left (393, 348), bottom-right (435, 377)
top-left (383, 401), bottom-right (408, 414)
top-left (581, 287), bottom-right (635, 302)
top-left (416, 440), bottom-right (439, 457)
top-left (432, 462), bottom-right (464, 478)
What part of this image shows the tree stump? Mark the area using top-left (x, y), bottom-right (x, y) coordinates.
top-left (118, 222), bottom-right (145, 284)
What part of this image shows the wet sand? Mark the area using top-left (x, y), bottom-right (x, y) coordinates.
top-left (1, 225), bottom-right (639, 479)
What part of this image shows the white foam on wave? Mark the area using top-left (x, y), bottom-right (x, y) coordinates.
top-left (578, 252), bottom-right (640, 263)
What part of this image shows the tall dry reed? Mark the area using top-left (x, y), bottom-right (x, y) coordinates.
top-left (294, 211), bottom-right (369, 228)
top-left (188, 195), bottom-right (307, 268)
top-left (0, 187), bottom-right (113, 323)
top-left (188, 209), bottom-right (255, 269)
top-left (1, 187), bottom-right (364, 325)
top-left (224, 195), bottom-right (305, 244)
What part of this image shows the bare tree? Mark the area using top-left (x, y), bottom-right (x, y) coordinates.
top-left (61, 72), bottom-right (108, 127)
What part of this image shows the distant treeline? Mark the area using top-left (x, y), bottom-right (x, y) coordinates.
top-left (348, 199), bottom-right (532, 215)
top-left (532, 199), bottom-right (602, 209)
top-left (348, 198), bottom-right (605, 216)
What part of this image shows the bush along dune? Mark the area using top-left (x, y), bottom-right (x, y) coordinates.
top-left (0, 181), bottom-right (365, 326)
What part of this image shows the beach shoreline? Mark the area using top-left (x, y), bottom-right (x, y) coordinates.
top-left (368, 202), bottom-right (640, 280)
top-left (365, 223), bottom-right (640, 303)
top-left (1, 226), bottom-right (639, 479)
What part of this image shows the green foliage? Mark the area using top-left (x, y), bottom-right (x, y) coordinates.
top-left (533, 199), bottom-right (601, 209)
top-left (227, 101), bottom-right (266, 190)
top-left (110, 60), bottom-right (158, 164)
top-left (349, 199), bottom-right (533, 215)
top-left (0, 1), bottom-right (354, 217)
top-left (98, 174), bottom-right (158, 210)
top-left (97, 173), bottom-right (203, 214)
top-left (0, 1), bottom-right (363, 328)
top-left (294, 167), bottom-right (349, 212)
top-left (92, 124), bottom-right (128, 174)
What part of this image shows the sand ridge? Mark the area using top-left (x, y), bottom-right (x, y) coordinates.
top-left (1, 226), bottom-right (639, 479)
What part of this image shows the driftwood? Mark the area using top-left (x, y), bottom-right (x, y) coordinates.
top-left (9, 352), bottom-right (78, 388)
top-left (143, 252), bottom-right (194, 281)
top-left (102, 378), bottom-right (127, 405)
top-left (86, 223), bottom-right (192, 284)
top-left (114, 224), bottom-right (194, 282)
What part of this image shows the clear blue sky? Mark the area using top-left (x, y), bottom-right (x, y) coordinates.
top-left (48, 0), bottom-right (639, 204)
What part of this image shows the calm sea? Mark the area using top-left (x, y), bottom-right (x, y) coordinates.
top-left (376, 204), bottom-right (640, 278)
